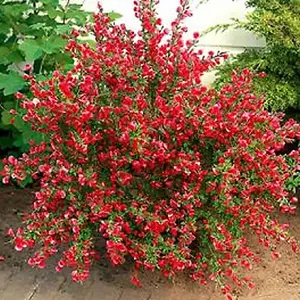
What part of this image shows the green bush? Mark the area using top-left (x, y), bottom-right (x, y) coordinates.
top-left (207, 0), bottom-right (300, 113)
top-left (0, 0), bottom-right (121, 157)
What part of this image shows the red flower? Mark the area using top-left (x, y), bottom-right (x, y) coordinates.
top-left (130, 276), bottom-right (142, 288)
top-left (193, 32), bottom-right (200, 39)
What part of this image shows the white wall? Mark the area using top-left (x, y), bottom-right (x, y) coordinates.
top-left (82, 0), bottom-right (265, 52)
top-left (80, 0), bottom-right (265, 85)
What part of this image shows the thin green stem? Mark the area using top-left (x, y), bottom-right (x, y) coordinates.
top-left (63, 0), bottom-right (71, 24)
top-left (39, 54), bottom-right (47, 75)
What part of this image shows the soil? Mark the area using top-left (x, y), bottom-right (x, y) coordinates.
top-left (1, 185), bottom-right (300, 300)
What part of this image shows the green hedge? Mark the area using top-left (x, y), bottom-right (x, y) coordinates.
top-left (206, 0), bottom-right (300, 113)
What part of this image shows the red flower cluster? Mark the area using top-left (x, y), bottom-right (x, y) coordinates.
top-left (1, 0), bottom-right (299, 298)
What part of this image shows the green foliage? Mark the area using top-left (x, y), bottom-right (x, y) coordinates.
top-left (285, 148), bottom-right (300, 194)
top-left (108, 11), bottom-right (123, 21)
top-left (206, 0), bottom-right (300, 112)
top-left (0, 0), bottom-right (121, 157)
top-left (0, 71), bottom-right (25, 96)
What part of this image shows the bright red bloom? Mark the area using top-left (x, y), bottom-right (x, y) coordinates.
top-left (1, 0), bottom-right (299, 297)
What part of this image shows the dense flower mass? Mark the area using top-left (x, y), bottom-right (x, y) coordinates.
top-left (1, 0), bottom-right (300, 299)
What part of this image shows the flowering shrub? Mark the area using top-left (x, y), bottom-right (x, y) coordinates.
top-left (1, 0), bottom-right (300, 299)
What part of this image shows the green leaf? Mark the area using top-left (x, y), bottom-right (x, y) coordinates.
top-left (22, 126), bottom-right (44, 145)
top-left (53, 52), bottom-right (73, 67)
top-left (0, 71), bottom-right (25, 95)
top-left (50, 35), bottom-right (67, 48)
top-left (68, 4), bottom-right (83, 10)
top-left (6, 50), bottom-right (24, 64)
top-left (18, 175), bottom-right (33, 188)
top-left (13, 116), bottom-right (26, 132)
top-left (41, 0), bottom-right (59, 6)
top-left (65, 10), bottom-right (90, 24)
top-left (82, 39), bottom-right (97, 49)
top-left (19, 39), bottom-right (44, 61)
top-left (0, 47), bottom-right (11, 65)
top-left (3, 101), bottom-right (15, 110)
top-left (0, 47), bottom-right (23, 65)
top-left (55, 24), bottom-right (73, 35)
top-left (0, 136), bottom-right (14, 150)
top-left (30, 23), bottom-right (52, 32)
top-left (1, 110), bottom-right (13, 125)
top-left (15, 23), bottom-right (31, 36)
top-left (12, 135), bottom-right (25, 148)
top-left (108, 11), bottom-right (122, 21)
top-left (2, 4), bottom-right (30, 17)
top-left (47, 7), bottom-right (64, 19)
top-left (41, 35), bottom-right (67, 54)
top-left (35, 74), bottom-right (51, 81)
top-left (0, 23), bottom-right (11, 35)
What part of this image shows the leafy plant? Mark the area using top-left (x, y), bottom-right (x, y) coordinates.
top-left (0, 0), bottom-right (121, 156)
top-left (1, 1), bottom-right (300, 299)
top-left (205, 0), bottom-right (300, 113)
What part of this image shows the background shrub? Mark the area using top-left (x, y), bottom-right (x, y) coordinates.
top-left (206, 0), bottom-right (300, 116)
top-left (1, 1), bottom-right (299, 299)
